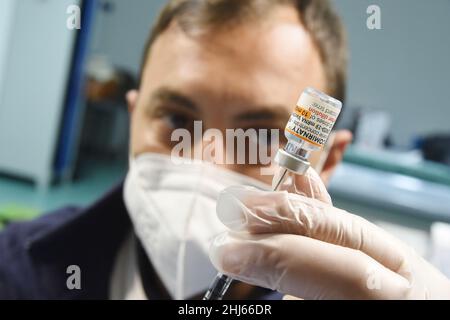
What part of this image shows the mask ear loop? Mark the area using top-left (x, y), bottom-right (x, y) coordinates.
top-left (174, 161), bottom-right (207, 300)
top-left (128, 149), bottom-right (135, 170)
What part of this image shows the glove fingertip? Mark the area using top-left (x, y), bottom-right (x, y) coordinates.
top-left (209, 233), bottom-right (244, 276)
top-left (217, 187), bottom-right (249, 231)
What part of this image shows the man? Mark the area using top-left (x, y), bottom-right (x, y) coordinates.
top-left (0, 0), bottom-right (352, 299)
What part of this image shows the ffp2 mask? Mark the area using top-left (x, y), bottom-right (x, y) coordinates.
top-left (123, 153), bottom-right (269, 299)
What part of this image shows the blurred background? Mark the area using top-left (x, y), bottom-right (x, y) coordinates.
top-left (0, 0), bottom-right (449, 274)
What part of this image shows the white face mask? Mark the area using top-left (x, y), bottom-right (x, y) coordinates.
top-left (123, 153), bottom-right (269, 299)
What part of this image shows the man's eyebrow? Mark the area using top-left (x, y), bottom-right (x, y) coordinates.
top-left (150, 87), bottom-right (199, 112)
top-left (233, 107), bottom-right (290, 123)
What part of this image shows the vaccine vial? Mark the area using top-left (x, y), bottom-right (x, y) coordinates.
top-left (274, 87), bottom-right (342, 182)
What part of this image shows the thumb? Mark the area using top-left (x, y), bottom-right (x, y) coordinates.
top-left (275, 167), bottom-right (332, 204)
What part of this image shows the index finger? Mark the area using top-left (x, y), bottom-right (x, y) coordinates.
top-left (216, 186), bottom-right (410, 278)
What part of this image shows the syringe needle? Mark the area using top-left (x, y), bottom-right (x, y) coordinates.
top-left (272, 168), bottom-right (288, 191)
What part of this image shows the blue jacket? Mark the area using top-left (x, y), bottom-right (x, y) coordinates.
top-left (0, 184), bottom-right (281, 300)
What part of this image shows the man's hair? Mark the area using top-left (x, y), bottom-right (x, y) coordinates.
top-left (141, 0), bottom-right (348, 102)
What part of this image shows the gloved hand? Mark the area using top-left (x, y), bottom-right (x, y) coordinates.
top-left (209, 179), bottom-right (450, 299)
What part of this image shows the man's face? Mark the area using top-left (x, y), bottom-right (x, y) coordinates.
top-left (129, 6), bottom-right (327, 184)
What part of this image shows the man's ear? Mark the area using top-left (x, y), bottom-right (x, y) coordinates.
top-left (320, 130), bottom-right (353, 185)
top-left (126, 90), bottom-right (139, 113)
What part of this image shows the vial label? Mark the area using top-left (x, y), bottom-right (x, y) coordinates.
top-left (285, 92), bottom-right (340, 148)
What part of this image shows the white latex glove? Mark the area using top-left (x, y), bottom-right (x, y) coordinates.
top-left (209, 182), bottom-right (450, 299)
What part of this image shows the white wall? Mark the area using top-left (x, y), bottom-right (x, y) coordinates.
top-left (0, 0), bottom-right (79, 187)
top-left (0, 0), bottom-right (15, 104)
top-left (333, 0), bottom-right (450, 147)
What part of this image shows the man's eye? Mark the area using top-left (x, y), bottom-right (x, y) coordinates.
top-left (151, 106), bottom-right (197, 135)
top-left (164, 113), bottom-right (191, 129)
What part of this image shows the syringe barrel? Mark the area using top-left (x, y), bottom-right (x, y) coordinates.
top-left (203, 273), bottom-right (233, 300)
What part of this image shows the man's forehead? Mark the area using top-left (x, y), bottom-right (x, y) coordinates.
top-left (141, 5), bottom-right (325, 107)
top-left (150, 8), bottom-right (314, 68)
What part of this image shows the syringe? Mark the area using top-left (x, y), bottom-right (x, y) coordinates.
top-left (203, 87), bottom-right (342, 300)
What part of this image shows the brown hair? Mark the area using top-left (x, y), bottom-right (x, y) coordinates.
top-left (141, 0), bottom-right (348, 102)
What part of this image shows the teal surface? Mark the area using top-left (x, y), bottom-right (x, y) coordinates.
top-left (0, 158), bottom-right (126, 221)
top-left (344, 146), bottom-right (450, 186)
